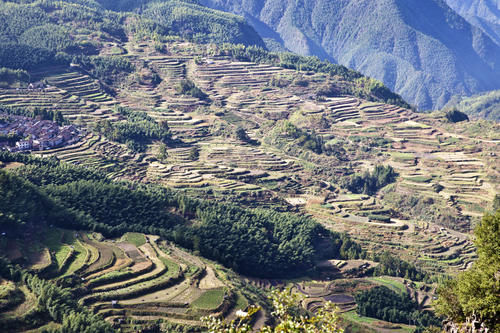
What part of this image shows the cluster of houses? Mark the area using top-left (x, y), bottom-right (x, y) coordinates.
top-left (0, 115), bottom-right (80, 152)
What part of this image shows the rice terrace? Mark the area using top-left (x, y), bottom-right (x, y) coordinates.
top-left (0, 0), bottom-right (499, 332)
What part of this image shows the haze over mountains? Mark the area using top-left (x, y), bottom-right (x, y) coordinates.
top-left (201, 0), bottom-right (500, 111)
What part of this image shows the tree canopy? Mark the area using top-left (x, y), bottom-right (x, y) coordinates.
top-left (435, 210), bottom-right (500, 331)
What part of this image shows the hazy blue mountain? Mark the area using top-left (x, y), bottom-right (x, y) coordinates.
top-left (446, 0), bottom-right (500, 45)
top-left (201, 0), bottom-right (500, 111)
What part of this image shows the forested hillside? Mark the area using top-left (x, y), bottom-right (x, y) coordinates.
top-left (445, 89), bottom-right (500, 121)
top-left (0, 0), bottom-right (264, 66)
top-left (0, 152), bottom-right (364, 278)
top-left (201, 0), bottom-right (500, 111)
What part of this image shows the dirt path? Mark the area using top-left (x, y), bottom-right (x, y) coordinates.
top-left (199, 266), bottom-right (224, 289)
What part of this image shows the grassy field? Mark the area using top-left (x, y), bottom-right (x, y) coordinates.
top-left (369, 277), bottom-right (406, 293)
top-left (233, 292), bottom-right (249, 311)
top-left (191, 288), bottom-right (225, 310)
top-left (43, 229), bottom-right (71, 270)
top-left (342, 310), bottom-right (415, 333)
top-left (122, 232), bottom-right (147, 247)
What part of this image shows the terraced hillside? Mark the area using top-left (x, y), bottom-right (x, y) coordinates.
top-left (3, 38), bottom-right (498, 277)
top-left (32, 134), bottom-right (149, 181)
top-left (4, 0), bottom-right (500, 331)
top-left (1, 34), bottom-right (499, 332)
top-left (0, 67), bottom-right (118, 126)
top-left (1, 229), bottom-right (243, 332)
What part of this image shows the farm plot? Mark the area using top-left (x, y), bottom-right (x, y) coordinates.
top-left (359, 103), bottom-right (414, 124)
top-left (147, 108), bottom-right (209, 140)
top-left (323, 97), bottom-right (361, 124)
top-left (205, 145), bottom-right (299, 173)
top-left (225, 89), bottom-right (302, 121)
top-left (391, 148), bottom-right (494, 216)
top-left (75, 234), bottom-right (235, 331)
top-left (2, 228), bottom-right (239, 332)
top-left (0, 87), bottom-right (105, 124)
top-left (34, 135), bottom-right (147, 181)
top-left (117, 87), bottom-right (162, 110)
top-left (146, 160), bottom-right (262, 194)
top-left (193, 60), bottom-right (284, 94)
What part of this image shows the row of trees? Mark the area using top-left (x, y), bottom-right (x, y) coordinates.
top-left (0, 67), bottom-right (30, 87)
top-left (373, 251), bottom-right (429, 282)
top-left (0, 105), bottom-right (66, 125)
top-left (74, 55), bottom-right (134, 85)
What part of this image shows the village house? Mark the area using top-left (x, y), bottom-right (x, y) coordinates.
top-left (16, 139), bottom-right (32, 151)
top-left (0, 113), bottom-right (80, 152)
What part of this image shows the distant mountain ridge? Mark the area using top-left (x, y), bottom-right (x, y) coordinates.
top-left (446, 0), bottom-right (500, 45)
top-left (201, 0), bottom-right (500, 111)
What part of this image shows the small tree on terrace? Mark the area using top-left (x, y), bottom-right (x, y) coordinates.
top-left (202, 288), bottom-right (344, 333)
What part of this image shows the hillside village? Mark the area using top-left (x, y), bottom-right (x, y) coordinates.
top-left (0, 114), bottom-right (80, 152)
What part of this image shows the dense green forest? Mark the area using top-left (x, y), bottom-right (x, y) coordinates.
top-left (143, 1), bottom-right (264, 46)
top-left (373, 251), bottom-right (429, 282)
top-left (341, 165), bottom-right (398, 196)
top-left (0, 170), bottom-right (84, 234)
top-left (355, 286), bottom-right (440, 328)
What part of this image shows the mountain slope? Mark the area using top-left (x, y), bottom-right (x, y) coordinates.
top-left (0, 0), bottom-right (265, 53)
top-left (201, 0), bottom-right (500, 110)
top-left (446, 0), bottom-right (500, 45)
top-left (445, 89), bottom-right (500, 120)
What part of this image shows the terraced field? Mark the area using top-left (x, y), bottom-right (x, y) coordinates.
top-left (6, 39), bottom-right (496, 274)
top-left (2, 230), bottom-right (245, 332)
top-left (31, 67), bottom-right (116, 106)
top-left (0, 87), bottom-right (105, 123)
top-left (32, 134), bottom-right (148, 181)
